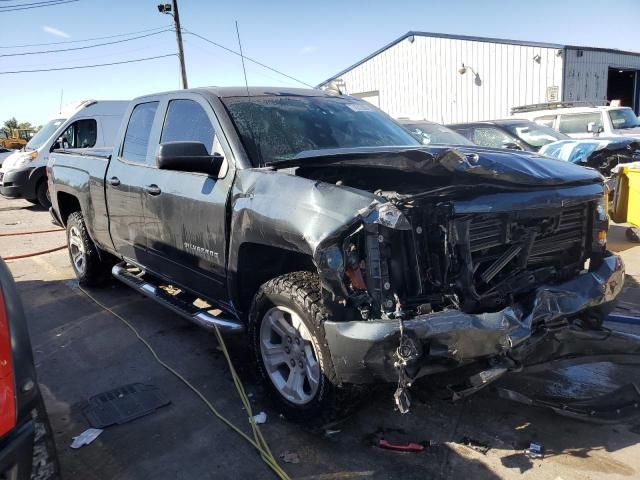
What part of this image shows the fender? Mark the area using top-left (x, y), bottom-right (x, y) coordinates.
top-left (227, 168), bottom-right (377, 307)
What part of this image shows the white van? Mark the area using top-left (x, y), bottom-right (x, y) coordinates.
top-left (0, 100), bottom-right (128, 207)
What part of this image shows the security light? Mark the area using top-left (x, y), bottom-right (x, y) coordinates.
top-left (157, 3), bottom-right (172, 13)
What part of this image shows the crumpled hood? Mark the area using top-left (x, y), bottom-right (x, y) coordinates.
top-left (276, 145), bottom-right (602, 187)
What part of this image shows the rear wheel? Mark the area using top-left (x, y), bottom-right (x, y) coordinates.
top-left (248, 271), bottom-right (362, 424)
top-left (36, 181), bottom-right (51, 208)
top-left (66, 211), bottom-right (113, 286)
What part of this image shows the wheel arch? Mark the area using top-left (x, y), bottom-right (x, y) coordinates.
top-left (231, 242), bottom-right (316, 318)
top-left (56, 191), bottom-right (82, 227)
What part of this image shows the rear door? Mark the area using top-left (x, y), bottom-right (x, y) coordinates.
top-left (141, 94), bottom-right (234, 302)
top-left (106, 100), bottom-right (161, 263)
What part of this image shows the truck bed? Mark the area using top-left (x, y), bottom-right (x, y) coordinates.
top-left (48, 147), bottom-right (113, 251)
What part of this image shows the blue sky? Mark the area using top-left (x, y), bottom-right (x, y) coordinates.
top-left (1, 0), bottom-right (639, 125)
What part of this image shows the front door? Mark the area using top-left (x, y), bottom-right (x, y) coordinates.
top-left (141, 96), bottom-right (233, 303)
top-left (106, 101), bottom-right (160, 263)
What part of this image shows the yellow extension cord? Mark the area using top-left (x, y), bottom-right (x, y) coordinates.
top-left (78, 286), bottom-right (290, 480)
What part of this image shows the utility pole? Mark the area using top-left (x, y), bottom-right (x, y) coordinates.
top-left (172, 0), bottom-right (188, 89)
top-left (158, 1), bottom-right (188, 89)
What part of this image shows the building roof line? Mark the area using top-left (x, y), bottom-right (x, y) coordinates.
top-left (316, 31), bottom-right (640, 88)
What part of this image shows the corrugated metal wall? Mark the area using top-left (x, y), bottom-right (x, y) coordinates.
top-left (321, 35), bottom-right (564, 123)
top-left (564, 48), bottom-right (640, 105)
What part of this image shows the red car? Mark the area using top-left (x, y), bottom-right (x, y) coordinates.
top-left (0, 259), bottom-right (59, 479)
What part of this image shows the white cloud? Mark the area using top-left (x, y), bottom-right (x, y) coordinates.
top-left (43, 26), bottom-right (70, 38)
top-left (299, 45), bottom-right (318, 54)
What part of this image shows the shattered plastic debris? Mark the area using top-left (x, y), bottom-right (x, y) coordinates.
top-left (526, 442), bottom-right (545, 459)
top-left (459, 436), bottom-right (490, 455)
top-left (378, 439), bottom-right (429, 452)
top-left (70, 428), bottom-right (103, 449)
top-left (252, 412), bottom-right (267, 424)
top-left (279, 451), bottom-right (300, 464)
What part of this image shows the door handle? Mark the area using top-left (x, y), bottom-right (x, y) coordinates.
top-left (144, 184), bottom-right (161, 196)
top-left (108, 176), bottom-right (120, 186)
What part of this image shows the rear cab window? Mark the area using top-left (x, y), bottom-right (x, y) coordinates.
top-left (558, 112), bottom-right (603, 134)
top-left (121, 102), bottom-right (159, 165)
top-left (470, 127), bottom-right (515, 148)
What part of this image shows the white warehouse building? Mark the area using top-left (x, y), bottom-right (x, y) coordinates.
top-left (318, 31), bottom-right (640, 123)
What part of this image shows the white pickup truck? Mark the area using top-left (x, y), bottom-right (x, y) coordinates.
top-left (513, 105), bottom-right (640, 139)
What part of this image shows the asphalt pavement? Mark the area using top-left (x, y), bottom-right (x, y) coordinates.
top-left (2, 195), bottom-right (640, 480)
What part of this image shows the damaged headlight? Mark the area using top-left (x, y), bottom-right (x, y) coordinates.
top-left (319, 245), bottom-right (344, 271)
top-left (594, 191), bottom-right (609, 247)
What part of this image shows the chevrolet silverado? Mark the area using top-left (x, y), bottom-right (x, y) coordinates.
top-left (48, 87), bottom-right (638, 423)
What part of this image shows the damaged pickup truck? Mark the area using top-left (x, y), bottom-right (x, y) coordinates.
top-left (48, 87), bottom-right (637, 423)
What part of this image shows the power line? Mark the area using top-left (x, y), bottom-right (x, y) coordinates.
top-left (0, 54), bottom-right (175, 75)
top-left (0, 0), bottom-right (78, 12)
top-left (0, 0), bottom-right (71, 7)
top-left (0, 29), bottom-right (171, 57)
top-left (0, 25), bottom-right (171, 49)
top-left (183, 29), bottom-right (313, 88)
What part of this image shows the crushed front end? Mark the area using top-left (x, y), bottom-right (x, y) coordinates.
top-left (316, 177), bottom-right (628, 413)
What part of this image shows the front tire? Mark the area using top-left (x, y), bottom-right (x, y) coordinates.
top-left (248, 271), bottom-right (362, 424)
top-left (66, 211), bottom-right (113, 286)
top-left (36, 181), bottom-right (51, 208)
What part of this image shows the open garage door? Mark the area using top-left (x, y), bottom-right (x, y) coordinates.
top-left (607, 68), bottom-right (639, 114)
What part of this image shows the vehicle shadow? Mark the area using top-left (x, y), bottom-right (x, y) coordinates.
top-left (15, 276), bottom-right (640, 479)
top-left (608, 223), bottom-right (639, 253)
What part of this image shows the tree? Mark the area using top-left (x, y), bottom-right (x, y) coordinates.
top-left (3, 118), bottom-right (18, 129)
top-left (17, 122), bottom-right (33, 130)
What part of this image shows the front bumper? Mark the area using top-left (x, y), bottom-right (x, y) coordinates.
top-left (324, 252), bottom-right (625, 384)
top-left (0, 167), bottom-right (35, 199)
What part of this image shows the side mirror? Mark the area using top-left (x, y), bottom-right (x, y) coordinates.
top-left (51, 137), bottom-right (65, 151)
top-left (587, 122), bottom-right (603, 135)
top-left (157, 141), bottom-right (224, 176)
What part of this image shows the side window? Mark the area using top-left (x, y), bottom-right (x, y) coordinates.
top-left (122, 102), bottom-right (159, 164)
top-left (534, 115), bottom-right (557, 128)
top-left (59, 119), bottom-right (96, 148)
top-left (472, 127), bottom-right (515, 148)
top-left (558, 113), bottom-right (603, 134)
top-left (161, 99), bottom-right (215, 153)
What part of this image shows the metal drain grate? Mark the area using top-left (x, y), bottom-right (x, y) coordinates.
top-left (82, 383), bottom-right (171, 428)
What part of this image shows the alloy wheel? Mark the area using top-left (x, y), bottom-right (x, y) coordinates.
top-left (259, 306), bottom-right (320, 405)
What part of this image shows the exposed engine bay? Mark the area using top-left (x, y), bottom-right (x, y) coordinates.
top-left (300, 164), bottom-right (609, 321)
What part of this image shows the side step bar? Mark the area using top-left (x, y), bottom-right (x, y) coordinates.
top-left (112, 263), bottom-right (244, 334)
